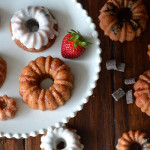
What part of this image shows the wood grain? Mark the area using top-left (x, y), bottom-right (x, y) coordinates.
top-left (25, 135), bottom-right (41, 150)
top-left (0, 139), bottom-right (24, 150)
top-left (1, 0), bottom-right (150, 149)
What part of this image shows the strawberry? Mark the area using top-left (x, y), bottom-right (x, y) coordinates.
top-left (61, 30), bottom-right (92, 58)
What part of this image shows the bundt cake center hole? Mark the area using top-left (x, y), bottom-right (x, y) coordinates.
top-left (117, 8), bottom-right (132, 22)
top-left (0, 100), bottom-right (7, 110)
top-left (130, 142), bottom-right (142, 150)
top-left (40, 78), bottom-right (53, 89)
top-left (26, 19), bottom-right (39, 32)
top-left (56, 138), bottom-right (66, 150)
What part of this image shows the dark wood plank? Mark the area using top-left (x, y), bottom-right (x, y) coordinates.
top-left (0, 138), bottom-right (5, 150)
top-left (0, 138), bottom-right (24, 150)
top-left (25, 135), bottom-right (41, 150)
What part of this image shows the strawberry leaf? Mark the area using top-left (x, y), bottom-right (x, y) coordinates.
top-left (80, 42), bottom-right (88, 48)
top-left (67, 29), bottom-right (92, 49)
top-left (68, 36), bottom-right (75, 41)
top-left (68, 32), bottom-right (74, 36)
top-left (80, 42), bottom-right (92, 48)
top-left (87, 42), bottom-right (93, 45)
top-left (75, 35), bottom-right (80, 40)
top-left (71, 29), bottom-right (77, 33)
top-left (74, 40), bottom-right (79, 49)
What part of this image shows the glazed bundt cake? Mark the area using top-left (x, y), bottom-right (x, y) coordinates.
top-left (0, 56), bottom-right (7, 88)
top-left (134, 70), bottom-right (150, 116)
top-left (19, 56), bottom-right (74, 111)
top-left (0, 95), bottom-right (17, 121)
top-left (99, 0), bottom-right (148, 42)
top-left (116, 130), bottom-right (150, 150)
top-left (40, 127), bottom-right (84, 150)
top-left (10, 6), bottom-right (58, 52)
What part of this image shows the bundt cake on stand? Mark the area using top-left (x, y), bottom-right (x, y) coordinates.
top-left (0, 56), bottom-right (7, 88)
top-left (19, 56), bottom-right (74, 111)
top-left (0, 95), bottom-right (17, 121)
top-left (10, 6), bottom-right (58, 52)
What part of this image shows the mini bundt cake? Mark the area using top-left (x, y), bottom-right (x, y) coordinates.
top-left (0, 56), bottom-right (7, 88)
top-left (10, 6), bottom-right (58, 52)
top-left (0, 95), bottom-right (17, 121)
top-left (40, 126), bottom-right (84, 150)
top-left (116, 130), bottom-right (150, 150)
top-left (134, 70), bottom-right (150, 116)
top-left (99, 0), bottom-right (148, 42)
top-left (147, 44), bottom-right (150, 58)
top-left (19, 56), bottom-right (74, 111)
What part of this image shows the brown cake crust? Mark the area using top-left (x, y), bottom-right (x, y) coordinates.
top-left (134, 70), bottom-right (150, 116)
top-left (99, 0), bottom-right (148, 43)
top-left (10, 9), bottom-right (58, 52)
top-left (0, 95), bottom-right (17, 121)
top-left (0, 56), bottom-right (7, 88)
top-left (10, 23), bottom-right (58, 52)
top-left (116, 130), bottom-right (150, 150)
top-left (147, 44), bottom-right (150, 58)
top-left (19, 56), bottom-right (74, 111)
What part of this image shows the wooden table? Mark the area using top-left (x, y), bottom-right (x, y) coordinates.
top-left (1, 0), bottom-right (150, 149)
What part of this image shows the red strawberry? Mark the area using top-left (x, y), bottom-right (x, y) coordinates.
top-left (61, 30), bottom-right (92, 58)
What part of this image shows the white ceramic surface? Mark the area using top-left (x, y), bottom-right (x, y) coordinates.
top-left (0, 0), bottom-right (101, 138)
